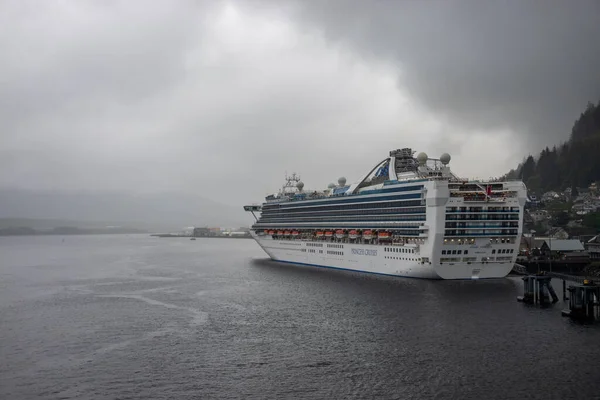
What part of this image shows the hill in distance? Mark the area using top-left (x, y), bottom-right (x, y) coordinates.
top-left (505, 100), bottom-right (600, 193)
top-left (0, 189), bottom-right (251, 232)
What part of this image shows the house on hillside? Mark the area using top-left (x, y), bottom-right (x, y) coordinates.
top-left (526, 194), bottom-right (541, 207)
top-left (529, 209), bottom-right (549, 223)
top-left (520, 237), bottom-right (549, 257)
top-left (586, 235), bottom-right (600, 260)
top-left (547, 227), bottom-right (569, 239)
top-left (541, 191), bottom-right (562, 202)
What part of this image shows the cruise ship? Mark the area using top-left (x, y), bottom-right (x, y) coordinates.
top-left (244, 148), bottom-right (527, 280)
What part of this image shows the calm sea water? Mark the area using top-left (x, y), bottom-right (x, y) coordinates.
top-left (1, 234), bottom-right (599, 399)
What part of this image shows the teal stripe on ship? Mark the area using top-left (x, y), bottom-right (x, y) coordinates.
top-left (262, 201), bottom-right (423, 215)
top-left (382, 179), bottom-right (428, 186)
top-left (357, 184), bottom-right (424, 196)
top-left (265, 192), bottom-right (422, 209)
top-left (261, 206), bottom-right (425, 217)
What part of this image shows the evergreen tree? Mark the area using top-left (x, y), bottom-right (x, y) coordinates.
top-left (508, 100), bottom-right (600, 192)
top-left (571, 186), bottom-right (579, 198)
top-left (519, 155), bottom-right (536, 182)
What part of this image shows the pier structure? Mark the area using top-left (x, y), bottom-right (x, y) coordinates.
top-left (517, 274), bottom-right (559, 305)
top-left (562, 280), bottom-right (600, 321)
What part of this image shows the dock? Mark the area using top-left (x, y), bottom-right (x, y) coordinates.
top-left (513, 263), bottom-right (600, 321)
top-left (561, 280), bottom-right (600, 321)
top-left (512, 263), bottom-right (587, 284)
top-left (516, 274), bottom-right (559, 305)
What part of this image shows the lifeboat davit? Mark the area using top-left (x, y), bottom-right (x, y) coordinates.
top-left (325, 231), bottom-right (333, 237)
top-left (335, 229), bottom-right (345, 239)
top-left (378, 231), bottom-right (391, 240)
top-left (316, 231), bottom-right (324, 237)
top-left (349, 230), bottom-right (358, 240)
top-left (363, 230), bottom-right (373, 240)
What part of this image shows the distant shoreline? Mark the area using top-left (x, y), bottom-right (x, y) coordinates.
top-left (0, 231), bottom-right (146, 237)
top-left (151, 234), bottom-right (251, 239)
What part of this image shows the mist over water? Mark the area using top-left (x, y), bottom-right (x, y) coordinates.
top-left (1, 235), bottom-right (599, 399)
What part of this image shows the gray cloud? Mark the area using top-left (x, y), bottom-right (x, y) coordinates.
top-left (257, 0), bottom-right (600, 151)
top-left (2, 1), bottom-right (598, 226)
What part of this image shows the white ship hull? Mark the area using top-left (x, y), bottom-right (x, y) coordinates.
top-left (245, 148), bottom-right (526, 281)
top-left (251, 232), bottom-right (515, 280)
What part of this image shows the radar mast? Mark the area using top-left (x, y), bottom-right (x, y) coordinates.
top-left (280, 172), bottom-right (301, 194)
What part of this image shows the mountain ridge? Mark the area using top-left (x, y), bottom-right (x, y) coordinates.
top-left (505, 100), bottom-right (600, 193)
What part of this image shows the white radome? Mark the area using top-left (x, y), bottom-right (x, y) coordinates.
top-left (440, 153), bottom-right (451, 165)
top-left (416, 152), bottom-right (428, 165)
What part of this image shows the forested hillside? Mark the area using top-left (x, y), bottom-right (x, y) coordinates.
top-left (505, 101), bottom-right (600, 193)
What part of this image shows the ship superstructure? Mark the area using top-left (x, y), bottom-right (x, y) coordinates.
top-left (244, 148), bottom-right (527, 279)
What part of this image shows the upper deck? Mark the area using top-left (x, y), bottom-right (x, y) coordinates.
top-left (259, 148), bottom-right (523, 208)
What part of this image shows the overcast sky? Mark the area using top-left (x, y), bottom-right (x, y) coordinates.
top-left (2, 0), bottom-right (599, 207)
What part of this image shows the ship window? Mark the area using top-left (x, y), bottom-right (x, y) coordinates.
top-left (492, 249), bottom-right (496, 254)
top-left (452, 250), bottom-right (457, 255)
top-left (464, 250), bottom-right (468, 255)
top-left (457, 250), bottom-right (462, 254)
top-left (442, 250), bottom-right (446, 255)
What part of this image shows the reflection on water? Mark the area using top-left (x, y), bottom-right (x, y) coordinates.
top-left (1, 235), bottom-right (599, 399)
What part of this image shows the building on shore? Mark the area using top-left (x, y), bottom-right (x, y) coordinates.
top-left (192, 227), bottom-right (216, 237)
top-left (586, 235), bottom-right (600, 260)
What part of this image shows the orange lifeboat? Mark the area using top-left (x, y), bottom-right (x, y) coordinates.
top-left (316, 231), bottom-right (324, 238)
top-left (363, 230), bottom-right (373, 240)
top-left (292, 231), bottom-right (299, 237)
top-left (263, 230), bottom-right (269, 234)
top-left (268, 230), bottom-right (275, 235)
top-left (284, 230), bottom-right (291, 236)
top-left (277, 231), bottom-right (284, 236)
top-left (335, 229), bottom-right (345, 239)
top-left (378, 231), bottom-right (391, 240)
top-left (325, 231), bottom-right (333, 238)
top-left (349, 230), bottom-right (358, 240)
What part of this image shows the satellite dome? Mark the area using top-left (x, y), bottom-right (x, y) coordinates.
top-left (328, 183), bottom-right (336, 189)
top-left (440, 153), bottom-right (451, 165)
top-left (338, 177), bottom-right (347, 186)
top-left (296, 181), bottom-right (304, 191)
top-left (416, 152), bottom-right (428, 165)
